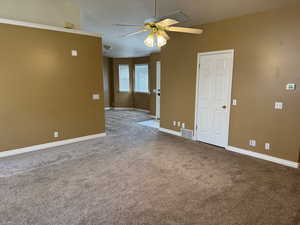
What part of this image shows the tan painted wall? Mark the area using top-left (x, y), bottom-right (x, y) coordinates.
top-left (149, 53), bottom-right (161, 116)
top-left (112, 58), bottom-right (134, 108)
top-left (103, 56), bottom-right (113, 107)
top-left (112, 57), bottom-right (151, 110)
top-left (0, 0), bottom-right (80, 28)
top-left (0, 23), bottom-right (105, 152)
top-left (160, 6), bottom-right (300, 162)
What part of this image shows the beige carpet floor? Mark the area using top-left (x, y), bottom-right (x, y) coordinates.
top-left (0, 110), bottom-right (299, 225)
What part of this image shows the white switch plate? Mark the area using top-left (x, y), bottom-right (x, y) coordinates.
top-left (71, 50), bottom-right (78, 56)
top-left (54, 131), bottom-right (59, 138)
top-left (232, 99), bottom-right (237, 106)
top-left (265, 143), bottom-right (271, 151)
top-left (173, 121), bottom-right (177, 127)
top-left (249, 140), bottom-right (256, 147)
top-left (275, 102), bottom-right (283, 110)
top-left (286, 83), bottom-right (296, 90)
top-left (92, 94), bottom-right (100, 100)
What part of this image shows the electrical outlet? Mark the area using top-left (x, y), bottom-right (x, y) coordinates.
top-left (54, 131), bottom-right (59, 138)
top-left (177, 121), bottom-right (181, 127)
top-left (173, 121), bottom-right (177, 127)
top-left (275, 102), bottom-right (283, 110)
top-left (265, 143), bottom-right (271, 151)
top-left (249, 140), bottom-right (256, 147)
top-left (71, 50), bottom-right (78, 56)
top-left (92, 94), bottom-right (100, 100)
top-left (232, 99), bottom-right (237, 106)
top-left (182, 123), bottom-right (185, 129)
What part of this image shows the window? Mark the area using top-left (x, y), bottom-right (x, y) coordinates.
top-left (134, 64), bottom-right (149, 93)
top-left (118, 64), bottom-right (130, 92)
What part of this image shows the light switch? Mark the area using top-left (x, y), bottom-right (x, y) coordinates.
top-left (265, 143), bottom-right (271, 151)
top-left (71, 50), bottom-right (78, 56)
top-left (249, 140), bottom-right (256, 147)
top-left (275, 102), bottom-right (283, 110)
top-left (232, 99), bottom-right (237, 106)
top-left (286, 83), bottom-right (296, 90)
top-left (93, 94), bottom-right (100, 100)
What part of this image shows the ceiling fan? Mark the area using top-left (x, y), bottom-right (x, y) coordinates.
top-left (114, 0), bottom-right (203, 48)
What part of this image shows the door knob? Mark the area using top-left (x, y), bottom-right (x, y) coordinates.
top-left (222, 105), bottom-right (227, 109)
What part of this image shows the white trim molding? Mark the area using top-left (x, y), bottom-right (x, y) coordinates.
top-left (226, 146), bottom-right (299, 168)
top-left (112, 107), bottom-right (133, 111)
top-left (0, 133), bottom-right (106, 159)
top-left (159, 128), bottom-right (182, 137)
top-left (134, 108), bottom-right (150, 113)
top-left (0, 18), bottom-right (100, 37)
top-left (112, 107), bottom-right (150, 113)
top-left (105, 107), bottom-right (112, 111)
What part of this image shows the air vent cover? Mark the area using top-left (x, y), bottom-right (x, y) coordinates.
top-left (181, 129), bottom-right (193, 140)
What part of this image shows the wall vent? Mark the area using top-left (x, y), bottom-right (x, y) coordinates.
top-left (181, 129), bottom-right (193, 140)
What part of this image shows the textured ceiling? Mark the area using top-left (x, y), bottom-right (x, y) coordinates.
top-left (72, 0), bottom-right (299, 58)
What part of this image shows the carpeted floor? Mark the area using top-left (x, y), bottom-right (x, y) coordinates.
top-left (0, 109), bottom-right (299, 225)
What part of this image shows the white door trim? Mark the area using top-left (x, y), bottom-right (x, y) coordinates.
top-left (156, 61), bottom-right (161, 119)
top-left (193, 49), bottom-right (235, 147)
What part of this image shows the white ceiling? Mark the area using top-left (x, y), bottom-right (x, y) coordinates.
top-left (72, 0), bottom-right (299, 58)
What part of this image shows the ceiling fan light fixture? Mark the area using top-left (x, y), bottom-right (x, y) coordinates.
top-left (156, 32), bottom-right (167, 48)
top-left (144, 33), bottom-right (155, 47)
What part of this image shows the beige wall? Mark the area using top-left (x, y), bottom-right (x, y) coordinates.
top-left (112, 57), bottom-right (151, 110)
top-left (161, 6), bottom-right (300, 162)
top-left (0, 23), bottom-right (105, 152)
top-left (0, 0), bottom-right (80, 28)
top-left (103, 56), bottom-right (113, 107)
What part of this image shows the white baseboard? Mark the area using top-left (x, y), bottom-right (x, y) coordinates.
top-left (112, 107), bottom-right (150, 113)
top-left (134, 108), bottom-right (150, 113)
top-left (105, 107), bottom-right (112, 110)
top-left (112, 107), bottom-right (133, 111)
top-left (0, 133), bottom-right (106, 159)
top-left (226, 146), bottom-right (299, 168)
top-left (159, 127), bottom-right (182, 137)
top-left (149, 115), bottom-right (156, 119)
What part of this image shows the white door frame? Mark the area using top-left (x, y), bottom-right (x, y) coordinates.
top-left (193, 49), bottom-right (235, 148)
top-left (156, 61), bottom-right (161, 119)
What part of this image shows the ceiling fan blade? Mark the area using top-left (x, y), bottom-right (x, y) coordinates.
top-left (123, 29), bottom-right (147, 37)
top-left (114, 24), bottom-right (143, 27)
top-left (156, 18), bottom-right (179, 27)
top-left (159, 30), bottom-right (170, 40)
top-left (166, 26), bottom-right (203, 34)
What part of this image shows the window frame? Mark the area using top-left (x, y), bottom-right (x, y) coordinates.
top-left (134, 63), bottom-right (150, 94)
top-left (118, 64), bottom-right (130, 93)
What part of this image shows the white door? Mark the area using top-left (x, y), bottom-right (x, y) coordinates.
top-left (195, 50), bottom-right (234, 147)
top-left (156, 61), bottom-right (161, 119)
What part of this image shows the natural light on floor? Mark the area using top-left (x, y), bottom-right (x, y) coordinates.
top-left (137, 119), bottom-right (160, 129)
